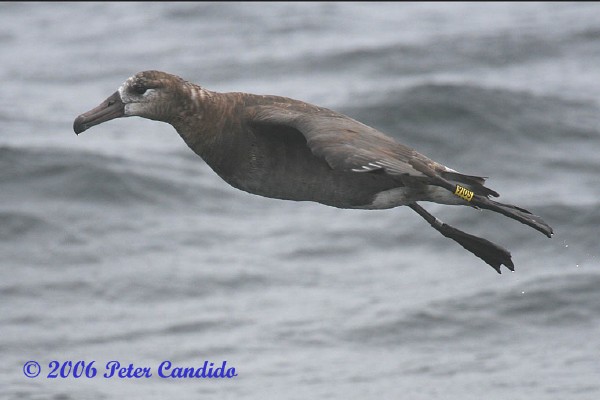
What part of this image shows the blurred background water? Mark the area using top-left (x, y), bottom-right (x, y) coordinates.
top-left (1, 2), bottom-right (599, 399)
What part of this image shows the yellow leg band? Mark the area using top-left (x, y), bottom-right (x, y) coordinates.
top-left (454, 184), bottom-right (474, 202)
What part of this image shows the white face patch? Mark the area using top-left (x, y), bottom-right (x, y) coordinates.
top-left (118, 82), bottom-right (130, 105)
top-left (124, 102), bottom-right (145, 116)
top-left (118, 78), bottom-right (157, 117)
top-left (119, 83), bottom-right (136, 116)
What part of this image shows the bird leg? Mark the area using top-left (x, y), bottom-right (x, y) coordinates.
top-left (408, 203), bottom-right (514, 273)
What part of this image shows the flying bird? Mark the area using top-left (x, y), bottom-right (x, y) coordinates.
top-left (73, 71), bottom-right (553, 273)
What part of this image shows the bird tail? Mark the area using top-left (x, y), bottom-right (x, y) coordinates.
top-left (440, 171), bottom-right (499, 198)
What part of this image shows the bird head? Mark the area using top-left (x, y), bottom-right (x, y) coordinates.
top-left (73, 70), bottom-right (189, 134)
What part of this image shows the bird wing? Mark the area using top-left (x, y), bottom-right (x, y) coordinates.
top-left (246, 103), bottom-right (499, 197)
top-left (246, 104), bottom-right (438, 179)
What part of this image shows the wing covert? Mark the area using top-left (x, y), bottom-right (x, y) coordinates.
top-left (246, 104), bottom-right (432, 178)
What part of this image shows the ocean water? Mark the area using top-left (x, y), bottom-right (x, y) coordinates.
top-left (1, 2), bottom-right (599, 399)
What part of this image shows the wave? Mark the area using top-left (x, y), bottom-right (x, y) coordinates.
top-left (344, 82), bottom-right (598, 144)
top-left (0, 210), bottom-right (56, 241)
top-left (338, 82), bottom-right (600, 197)
top-left (0, 146), bottom-right (226, 208)
top-left (344, 272), bottom-right (600, 346)
top-left (197, 15), bottom-right (600, 86)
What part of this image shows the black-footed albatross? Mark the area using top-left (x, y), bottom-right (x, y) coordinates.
top-left (73, 70), bottom-right (553, 273)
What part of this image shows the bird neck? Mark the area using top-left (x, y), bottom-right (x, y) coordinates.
top-left (169, 88), bottom-right (245, 178)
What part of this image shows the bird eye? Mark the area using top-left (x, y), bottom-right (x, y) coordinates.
top-left (132, 84), bottom-right (147, 95)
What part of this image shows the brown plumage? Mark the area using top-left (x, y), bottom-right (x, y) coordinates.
top-left (73, 70), bottom-right (553, 273)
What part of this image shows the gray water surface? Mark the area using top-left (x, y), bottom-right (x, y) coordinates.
top-left (1, 3), bottom-right (599, 399)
